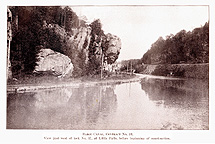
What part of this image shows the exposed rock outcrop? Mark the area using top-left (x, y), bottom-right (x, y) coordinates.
top-left (8, 6), bottom-right (122, 78)
top-left (105, 33), bottom-right (121, 64)
top-left (37, 19), bottom-right (121, 77)
top-left (69, 27), bottom-right (91, 51)
top-left (41, 23), bottom-right (121, 77)
top-left (67, 27), bottom-right (91, 64)
top-left (34, 49), bottom-right (73, 77)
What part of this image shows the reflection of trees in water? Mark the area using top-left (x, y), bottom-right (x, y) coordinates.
top-left (71, 85), bottom-right (117, 127)
top-left (140, 78), bottom-right (209, 109)
top-left (7, 85), bottom-right (117, 129)
top-left (7, 92), bottom-right (37, 129)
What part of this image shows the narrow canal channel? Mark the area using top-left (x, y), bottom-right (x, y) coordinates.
top-left (7, 77), bottom-right (209, 130)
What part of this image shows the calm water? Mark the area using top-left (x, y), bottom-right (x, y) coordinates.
top-left (7, 77), bottom-right (209, 130)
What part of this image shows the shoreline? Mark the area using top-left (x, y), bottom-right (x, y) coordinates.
top-left (137, 63), bottom-right (209, 79)
top-left (7, 73), bottom-right (197, 93)
top-left (7, 74), bottom-right (140, 93)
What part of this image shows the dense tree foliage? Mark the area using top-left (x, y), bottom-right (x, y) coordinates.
top-left (141, 22), bottom-right (209, 64)
top-left (10, 6), bottom-right (45, 76)
top-left (87, 19), bottom-right (105, 75)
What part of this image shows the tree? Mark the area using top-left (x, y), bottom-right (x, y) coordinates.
top-left (87, 19), bottom-right (105, 75)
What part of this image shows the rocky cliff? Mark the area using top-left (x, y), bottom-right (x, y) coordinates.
top-left (40, 23), bottom-right (121, 77)
top-left (8, 6), bottom-right (121, 78)
top-left (105, 33), bottom-right (121, 64)
top-left (67, 27), bottom-right (92, 76)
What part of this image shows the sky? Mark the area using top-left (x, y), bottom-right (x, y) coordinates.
top-left (71, 6), bottom-right (208, 61)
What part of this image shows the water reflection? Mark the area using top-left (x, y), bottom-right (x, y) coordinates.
top-left (7, 85), bottom-right (117, 129)
top-left (7, 77), bottom-right (209, 130)
top-left (141, 78), bottom-right (209, 109)
top-left (140, 78), bottom-right (209, 130)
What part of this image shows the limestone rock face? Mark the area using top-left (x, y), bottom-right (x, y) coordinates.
top-left (67, 27), bottom-right (91, 64)
top-left (40, 24), bottom-right (121, 76)
top-left (34, 49), bottom-right (73, 77)
top-left (105, 33), bottom-right (121, 64)
top-left (69, 27), bottom-right (91, 51)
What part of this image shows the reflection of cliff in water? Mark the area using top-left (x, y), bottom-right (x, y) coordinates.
top-left (140, 78), bottom-right (209, 109)
top-left (7, 85), bottom-right (117, 129)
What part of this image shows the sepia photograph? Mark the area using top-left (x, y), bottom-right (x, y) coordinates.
top-left (1, 0), bottom-right (215, 143)
top-left (6, 5), bottom-right (209, 130)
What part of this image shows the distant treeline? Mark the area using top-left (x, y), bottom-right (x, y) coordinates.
top-left (120, 59), bottom-right (140, 72)
top-left (141, 22), bottom-right (209, 64)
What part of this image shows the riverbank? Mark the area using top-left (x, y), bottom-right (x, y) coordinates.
top-left (7, 73), bottom-right (139, 93)
top-left (7, 68), bottom-right (208, 93)
top-left (137, 63), bottom-right (209, 79)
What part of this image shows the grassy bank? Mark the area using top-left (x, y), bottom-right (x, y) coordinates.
top-left (7, 73), bottom-right (136, 85)
top-left (7, 73), bottom-right (138, 93)
top-left (138, 63), bottom-right (209, 79)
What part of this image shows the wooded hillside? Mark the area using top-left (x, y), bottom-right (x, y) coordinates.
top-left (141, 22), bottom-right (209, 64)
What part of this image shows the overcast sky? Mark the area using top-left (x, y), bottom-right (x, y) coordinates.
top-left (71, 6), bottom-right (208, 61)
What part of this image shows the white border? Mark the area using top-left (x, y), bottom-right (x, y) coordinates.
top-left (1, 0), bottom-right (215, 144)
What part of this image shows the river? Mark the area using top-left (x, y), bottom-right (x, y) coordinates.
top-left (7, 76), bottom-right (209, 130)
